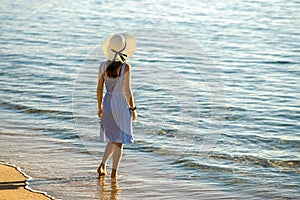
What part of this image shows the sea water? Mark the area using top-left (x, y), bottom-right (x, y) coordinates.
top-left (0, 0), bottom-right (299, 199)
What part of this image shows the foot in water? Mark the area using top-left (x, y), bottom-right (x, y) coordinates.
top-left (97, 163), bottom-right (106, 176)
top-left (111, 168), bottom-right (117, 178)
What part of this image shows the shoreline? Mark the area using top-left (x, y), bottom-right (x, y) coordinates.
top-left (0, 162), bottom-right (53, 200)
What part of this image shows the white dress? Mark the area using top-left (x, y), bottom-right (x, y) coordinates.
top-left (99, 62), bottom-right (134, 144)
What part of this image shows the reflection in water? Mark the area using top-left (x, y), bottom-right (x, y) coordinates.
top-left (98, 176), bottom-right (120, 200)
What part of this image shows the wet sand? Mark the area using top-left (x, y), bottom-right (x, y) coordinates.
top-left (0, 163), bottom-right (51, 200)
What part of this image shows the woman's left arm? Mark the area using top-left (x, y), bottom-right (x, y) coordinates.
top-left (97, 63), bottom-right (104, 118)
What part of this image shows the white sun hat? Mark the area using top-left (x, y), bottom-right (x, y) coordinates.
top-left (102, 33), bottom-right (136, 62)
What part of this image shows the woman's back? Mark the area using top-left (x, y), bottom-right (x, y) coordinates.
top-left (102, 62), bottom-right (126, 95)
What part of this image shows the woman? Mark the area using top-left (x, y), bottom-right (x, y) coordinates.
top-left (97, 33), bottom-right (137, 178)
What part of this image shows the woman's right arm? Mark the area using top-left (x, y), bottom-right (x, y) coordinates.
top-left (124, 63), bottom-right (137, 122)
top-left (97, 63), bottom-right (104, 118)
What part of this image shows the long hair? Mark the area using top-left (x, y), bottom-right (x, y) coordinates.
top-left (106, 61), bottom-right (122, 78)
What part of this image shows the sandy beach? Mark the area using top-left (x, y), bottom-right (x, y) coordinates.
top-left (0, 163), bottom-right (51, 200)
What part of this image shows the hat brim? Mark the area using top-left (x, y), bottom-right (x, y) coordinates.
top-left (102, 33), bottom-right (136, 61)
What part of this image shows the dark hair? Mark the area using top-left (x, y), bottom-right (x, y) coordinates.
top-left (106, 61), bottom-right (122, 78)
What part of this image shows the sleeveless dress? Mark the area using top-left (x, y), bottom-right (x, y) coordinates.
top-left (100, 62), bottom-right (134, 144)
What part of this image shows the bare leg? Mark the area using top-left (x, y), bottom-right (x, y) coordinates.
top-left (111, 142), bottom-right (123, 178)
top-left (98, 142), bottom-right (115, 176)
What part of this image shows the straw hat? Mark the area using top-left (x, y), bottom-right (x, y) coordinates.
top-left (102, 33), bottom-right (136, 62)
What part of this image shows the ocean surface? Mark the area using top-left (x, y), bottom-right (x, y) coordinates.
top-left (1, 0), bottom-right (299, 199)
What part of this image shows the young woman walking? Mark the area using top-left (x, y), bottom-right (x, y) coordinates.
top-left (97, 33), bottom-right (137, 178)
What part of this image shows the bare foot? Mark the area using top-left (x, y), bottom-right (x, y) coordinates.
top-left (97, 163), bottom-right (106, 176)
top-left (111, 168), bottom-right (117, 178)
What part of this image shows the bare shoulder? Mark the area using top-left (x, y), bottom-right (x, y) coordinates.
top-left (104, 60), bottom-right (112, 66)
top-left (99, 60), bottom-right (111, 69)
top-left (124, 63), bottom-right (131, 73)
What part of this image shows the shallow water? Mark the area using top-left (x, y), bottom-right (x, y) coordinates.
top-left (1, 0), bottom-right (300, 199)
